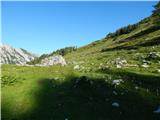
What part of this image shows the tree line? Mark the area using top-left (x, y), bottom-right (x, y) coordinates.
top-left (105, 1), bottom-right (160, 39)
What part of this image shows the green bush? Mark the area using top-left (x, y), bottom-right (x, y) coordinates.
top-left (1, 76), bottom-right (18, 86)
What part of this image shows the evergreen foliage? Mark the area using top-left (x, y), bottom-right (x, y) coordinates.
top-left (105, 24), bottom-right (138, 38)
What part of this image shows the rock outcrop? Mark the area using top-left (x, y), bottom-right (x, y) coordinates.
top-left (36, 55), bottom-right (66, 66)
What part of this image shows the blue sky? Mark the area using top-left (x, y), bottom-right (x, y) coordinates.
top-left (2, 1), bottom-right (158, 54)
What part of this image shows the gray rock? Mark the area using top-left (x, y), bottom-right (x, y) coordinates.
top-left (153, 106), bottom-right (160, 113)
top-left (37, 55), bottom-right (66, 66)
top-left (116, 64), bottom-right (122, 68)
top-left (74, 65), bottom-right (80, 70)
top-left (113, 91), bottom-right (118, 95)
top-left (157, 69), bottom-right (160, 73)
top-left (135, 86), bottom-right (139, 90)
top-left (112, 79), bottom-right (123, 86)
top-left (125, 64), bottom-right (138, 67)
top-left (141, 64), bottom-right (149, 68)
top-left (114, 58), bottom-right (127, 68)
top-left (115, 58), bottom-right (127, 65)
top-left (112, 102), bottom-right (120, 107)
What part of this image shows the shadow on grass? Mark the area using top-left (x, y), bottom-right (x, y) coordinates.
top-left (98, 69), bottom-right (160, 94)
top-left (2, 74), bottom-right (160, 120)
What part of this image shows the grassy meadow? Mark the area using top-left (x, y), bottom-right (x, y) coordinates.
top-left (1, 61), bottom-right (160, 120)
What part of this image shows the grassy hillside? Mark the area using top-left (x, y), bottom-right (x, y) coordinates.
top-left (65, 15), bottom-right (160, 71)
top-left (1, 7), bottom-right (160, 120)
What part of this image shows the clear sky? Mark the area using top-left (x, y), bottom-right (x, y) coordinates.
top-left (2, 1), bottom-right (158, 54)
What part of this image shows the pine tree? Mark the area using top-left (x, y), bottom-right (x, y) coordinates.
top-left (152, 1), bottom-right (160, 26)
top-left (153, 1), bottom-right (160, 15)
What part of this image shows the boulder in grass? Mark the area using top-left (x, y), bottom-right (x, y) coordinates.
top-left (37, 55), bottom-right (66, 66)
top-left (115, 58), bottom-right (127, 65)
top-left (112, 79), bottom-right (123, 86)
top-left (114, 58), bottom-right (127, 68)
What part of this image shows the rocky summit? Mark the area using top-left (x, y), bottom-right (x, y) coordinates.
top-left (0, 44), bottom-right (37, 65)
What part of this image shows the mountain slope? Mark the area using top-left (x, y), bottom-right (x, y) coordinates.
top-left (0, 44), bottom-right (37, 64)
top-left (64, 13), bottom-right (160, 72)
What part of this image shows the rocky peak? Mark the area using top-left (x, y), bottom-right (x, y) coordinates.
top-left (0, 44), bottom-right (37, 64)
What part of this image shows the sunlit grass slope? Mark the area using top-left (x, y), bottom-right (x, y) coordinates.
top-left (65, 15), bottom-right (160, 71)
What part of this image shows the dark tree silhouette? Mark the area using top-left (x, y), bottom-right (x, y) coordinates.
top-left (152, 1), bottom-right (160, 25)
top-left (152, 1), bottom-right (160, 15)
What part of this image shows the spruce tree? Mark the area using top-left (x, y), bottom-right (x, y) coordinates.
top-left (153, 1), bottom-right (160, 15)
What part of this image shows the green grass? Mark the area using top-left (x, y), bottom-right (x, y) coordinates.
top-left (1, 64), bottom-right (160, 120)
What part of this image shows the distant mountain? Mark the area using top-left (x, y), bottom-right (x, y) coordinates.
top-left (0, 44), bottom-right (37, 64)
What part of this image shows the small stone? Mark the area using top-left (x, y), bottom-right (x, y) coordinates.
top-left (125, 64), bottom-right (138, 67)
top-left (74, 65), bottom-right (80, 70)
top-left (121, 92), bottom-right (124, 95)
top-left (114, 58), bottom-right (127, 68)
top-left (90, 81), bottom-right (94, 85)
top-left (112, 102), bottom-right (119, 107)
top-left (116, 65), bottom-right (122, 68)
top-left (135, 86), bottom-right (139, 90)
top-left (157, 69), bottom-right (160, 73)
top-left (112, 79), bottom-right (123, 86)
top-left (141, 64), bottom-right (149, 68)
top-left (153, 106), bottom-right (160, 113)
top-left (55, 77), bottom-right (59, 80)
top-left (113, 91), bottom-right (118, 95)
